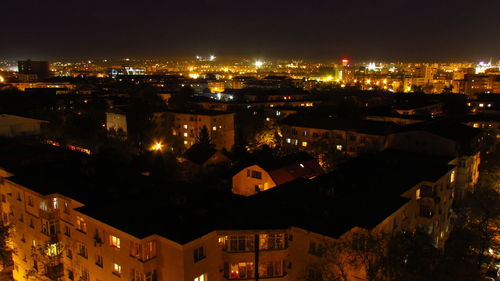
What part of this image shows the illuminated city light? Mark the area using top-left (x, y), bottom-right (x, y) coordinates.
top-left (254, 60), bottom-right (264, 68)
top-left (150, 142), bottom-right (164, 151)
top-left (0, 75), bottom-right (4, 83)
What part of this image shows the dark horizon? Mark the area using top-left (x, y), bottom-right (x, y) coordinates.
top-left (3, 0), bottom-right (500, 62)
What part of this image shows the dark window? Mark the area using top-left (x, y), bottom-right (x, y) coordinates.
top-left (251, 171), bottom-right (262, 179)
top-left (193, 246), bottom-right (206, 263)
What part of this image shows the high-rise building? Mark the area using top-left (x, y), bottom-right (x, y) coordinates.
top-left (17, 60), bottom-right (50, 82)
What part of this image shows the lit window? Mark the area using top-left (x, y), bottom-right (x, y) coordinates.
top-left (450, 170), bottom-right (456, 183)
top-left (212, 126), bottom-right (217, 131)
top-left (479, 103), bottom-right (484, 107)
top-left (336, 145), bottom-right (342, 151)
top-left (301, 141), bottom-right (308, 147)
top-left (473, 123), bottom-right (479, 128)
top-left (286, 138), bottom-right (291, 143)
top-left (109, 235), bottom-right (121, 248)
top-left (184, 133), bottom-right (188, 137)
top-left (76, 217), bottom-right (87, 233)
top-left (52, 198), bottom-right (59, 209)
top-left (113, 263), bottom-right (122, 276)
top-left (194, 273), bottom-right (207, 281)
top-left (266, 117), bottom-right (270, 121)
top-left (184, 124), bottom-right (188, 129)
top-left (184, 140), bottom-right (188, 145)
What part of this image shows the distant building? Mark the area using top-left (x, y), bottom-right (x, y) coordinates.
top-left (392, 102), bottom-right (443, 116)
top-left (232, 152), bottom-right (324, 196)
top-left (0, 114), bottom-right (48, 137)
top-left (280, 114), bottom-right (398, 158)
top-left (105, 109), bottom-right (128, 138)
top-left (155, 109), bottom-right (235, 151)
top-left (17, 60), bottom-right (50, 82)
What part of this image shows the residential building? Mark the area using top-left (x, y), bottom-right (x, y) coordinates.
top-left (18, 60), bottom-right (50, 82)
top-left (154, 109), bottom-right (235, 151)
top-left (280, 114), bottom-right (398, 158)
top-left (0, 142), bottom-right (457, 281)
top-left (386, 120), bottom-right (484, 197)
top-left (232, 152), bottom-right (324, 196)
top-left (0, 114), bottom-right (48, 137)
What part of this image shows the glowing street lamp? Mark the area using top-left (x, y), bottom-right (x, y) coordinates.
top-left (150, 142), bottom-right (164, 151)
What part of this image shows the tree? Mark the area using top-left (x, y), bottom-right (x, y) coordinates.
top-left (197, 126), bottom-right (213, 147)
top-left (25, 240), bottom-right (64, 281)
top-left (0, 222), bottom-right (13, 279)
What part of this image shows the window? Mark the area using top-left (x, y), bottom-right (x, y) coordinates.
top-left (301, 141), bottom-right (308, 147)
top-left (259, 261), bottom-right (284, 278)
top-left (28, 196), bottom-right (33, 207)
top-left (419, 204), bottom-right (433, 218)
top-left (113, 263), bottom-right (122, 276)
top-left (309, 241), bottom-right (325, 256)
top-left (450, 170), bottom-right (456, 183)
top-left (77, 243), bottom-right (88, 258)
top-left (336, 145), bottom-right (342, 151)
top-left (194, 273), bottom-right (207, 281)
top-left (63, 202), bottom-right (69, 214)
top-left (212, 126), bottom-right (217, 131)
top-left (81, 268), bottom-right (89, 281)
top-left (29, 218), bottom-right (34, 229)
top-left (109, 235), bottom-right (121, 248)
top-left (68, 270), bottom-right (74, 280)
top-left (17, 192), bottom-right (21, 201)
top-left (67, 248), bottom-right (72, 259)
top-left (350, 136), bottom-right (356, 141)
top-left (19, 214), bottom-right (23, 222)
top-left (143, 241), bottom-right (157, 261)
top-left (183, 124), bottom-right (188, 129)
top-left (193, 246), bottom-right (206, 262)
top-left (286, 138), bottom-right (291, 143)
top-left (303, 131), bottom-right (308, 136)
top-left (145, 270), bottom-right (157, 281)
top-left (64, 226), bottom-right (70, 237)
top-left (95, 255), bottom-right (103, 267)
top-left (52, 198), bottom-right (59, 209)
top-left (76, 217), bottom-right (87, 233)
top-left (225, 262), bottom-right (255, 279)
top-left (221, 235), bottom-right (255, 252)
top-left (259, 233), bottom-right (286, 250)
top-left (251, 171), bottom-right (262, 179)
top-left (183, 132), bottom-right (188, 137)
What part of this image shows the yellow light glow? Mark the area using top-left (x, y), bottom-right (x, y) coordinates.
top-left (254, 60), bottom-right (264, 68)
top-left (0, 76), bottom-right (4, 83)
top-left (189, 73), bottom-right (200, 79)
top-left (150, 142), bottom-right (163, 151)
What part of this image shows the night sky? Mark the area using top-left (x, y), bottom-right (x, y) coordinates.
top-left (3, 0), bottom-right (500, 61)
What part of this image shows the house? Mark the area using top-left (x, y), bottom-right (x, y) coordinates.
top-left (179, 143), bottom-right (231, 179)
top-left (232, 152), bottom-right (324, 196)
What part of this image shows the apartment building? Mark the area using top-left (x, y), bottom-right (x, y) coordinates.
top-left (0, 141), bottom-right (458, 281)
top-left (386, 120), bottom-right (484, 198)
top-left (280, 114), bottom-right (398, 158)
top-left (154, 109), bottom-right (235, 151)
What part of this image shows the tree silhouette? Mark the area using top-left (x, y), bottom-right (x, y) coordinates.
top-left (197, 126), bottom-right (213, 147)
